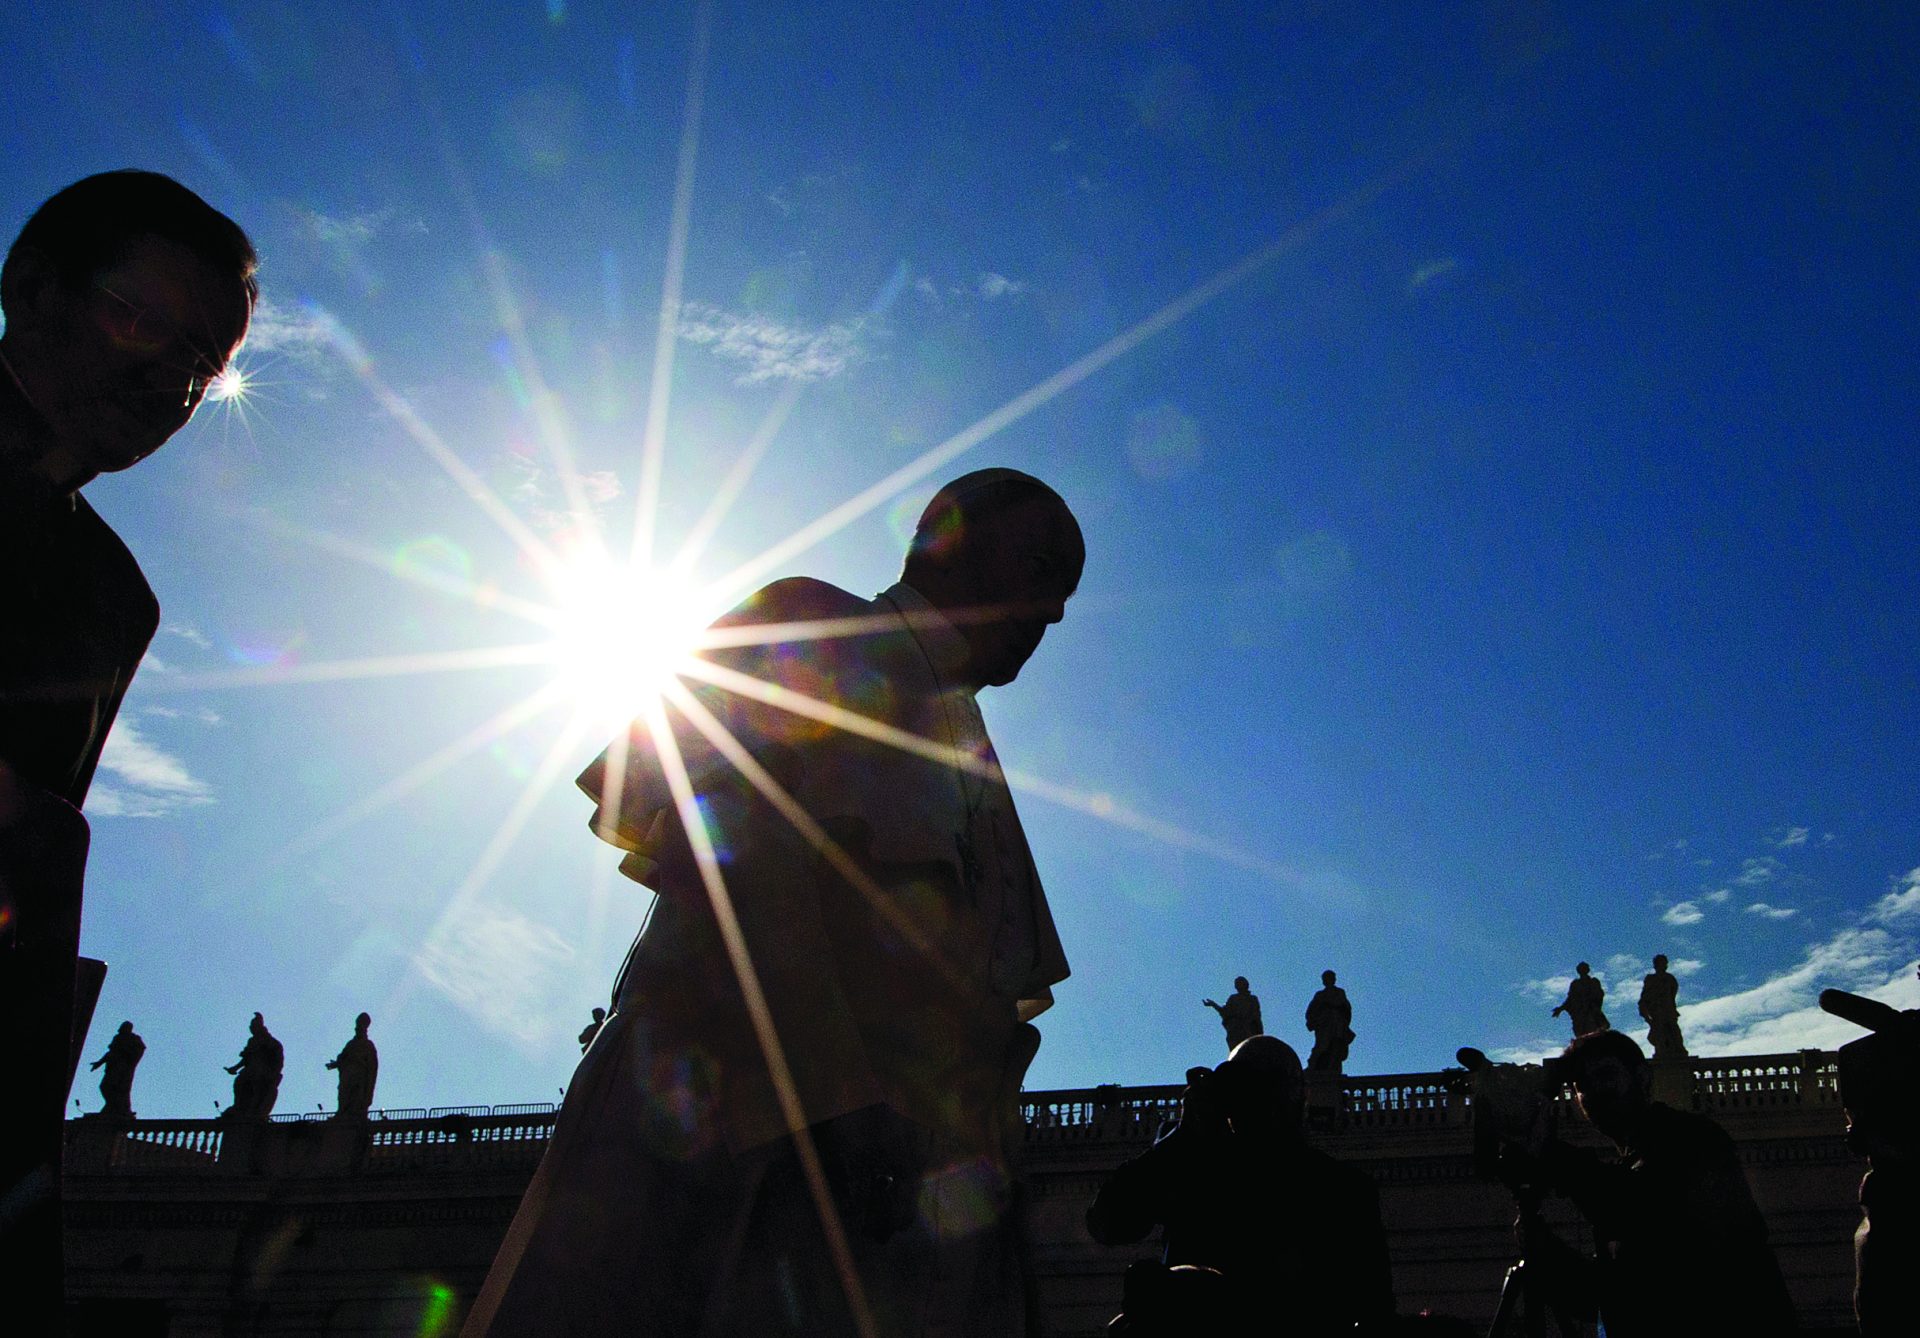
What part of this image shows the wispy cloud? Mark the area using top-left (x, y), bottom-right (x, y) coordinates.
top-left (88, 717), bottom-right (214, 818)
top-left (1746, 902), bottom-right (1799, 920)
top-left (1663, 901), bottom-right (1705, 926)
top-left (1667, 958), bottom-right (1705, 976)
top-left (1606, 953), bottom-right (1645, 978)
top-left (977, 272), bottom-right (1027, 299)
top-left (414, 906), bottom-right (576, 1049)
top-left (1679, 925), bottom-right (1918, 1054)
top-left (1514, 976), bottom-right (1572, 1005)
top-left (1734, 855), bottom-right (1783, 886)
top-left (1406, 255), bottom-right (1458, 293)
top-left (676, 301), bottom-right (866, 384)
top-left (1868, 868), bottom-right (1920, 924)
top-left (295, 204), bottom-right (419, 248)
top-left (1705, 888), bottom-right (1732, 904)
top-left (163, 623), bottom-right (213, 650)
top-left (243, 296), bottom-right (341, 358)
top-left (1772, 826), bottom-right (1811, 848)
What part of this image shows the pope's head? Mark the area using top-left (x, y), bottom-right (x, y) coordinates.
top-left (903, 469), bottom-right (1084, 689)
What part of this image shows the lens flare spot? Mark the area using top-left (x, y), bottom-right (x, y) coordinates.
top-left (417, 1280), bottom-right (457, 1337)
top-left (207, 363), bottom-right (251, 403)
top-left (392, 536), bottom-right (476, 591)
top-left (228, 630), bottom-right (307, 667)
top-left (1126, 402), bottom-right (1202, 480)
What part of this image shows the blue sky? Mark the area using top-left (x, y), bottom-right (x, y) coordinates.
top-left (7, 2), bottom-right (1918, 1119)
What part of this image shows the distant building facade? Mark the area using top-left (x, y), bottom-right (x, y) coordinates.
top-left (65, 1053), bottom-right (1862, 1336)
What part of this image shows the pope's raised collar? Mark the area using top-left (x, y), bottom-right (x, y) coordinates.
top-left (880, 580), bottom-right (973, 688)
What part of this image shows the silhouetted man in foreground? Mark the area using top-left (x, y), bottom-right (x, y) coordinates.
top-left (467, 470), bottom-right (1083, 1337)
top-left (327, 1012), bottom-right (379, 1118)
top-left (1820, 975), bottom-right (1920, 1336)
top-left (1086, 1035), bottom-right (1394, 1336)
top-left (88, 1019), bottom-right (145, 1120)
top-left (1305, 969), bottom-right (1354, 1074)
top-left (224, 1013), bottom-right (285, 1119)
top-left (1531, 1030), bottom-right (1795, 1336)
top-left (1637, 954), bottom-right (1686, 1059)
top-left (0, 170), bottom-right (255, 1323)
top-left (1551, 961), bottom-right (1608, 1037)
top-left (1203, 975), bottom-right (1263, 1050)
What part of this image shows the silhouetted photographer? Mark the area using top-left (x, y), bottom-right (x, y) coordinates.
top-left (1, 170), bottom-right (256, 1327)
top-left (1497, 1031), bottom-right (1796, 1337)
top-left (1819, 977), bottom-right (1920, 1336)
top-left (1086, 1035), bottom-right (1393, 1336)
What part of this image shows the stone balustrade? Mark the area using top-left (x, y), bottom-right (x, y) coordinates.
top-left (66, 1049), bottom-right (1846, 1177)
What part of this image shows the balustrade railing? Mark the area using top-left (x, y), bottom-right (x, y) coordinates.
top-left (67, 1050), bottom-right (1843, 1174)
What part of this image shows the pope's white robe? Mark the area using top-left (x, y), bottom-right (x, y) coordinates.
top-left (464, 579), bottom-right (1069, 1338)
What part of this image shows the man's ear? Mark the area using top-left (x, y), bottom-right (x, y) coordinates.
top-left (1, 246), bottom-right (59, 321)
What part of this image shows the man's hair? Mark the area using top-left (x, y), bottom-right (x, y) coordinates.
top-left (1653, 954), bottom-right (1668, 968)
top-left (1560, 1028), bottom-right (1647, 1081)
top-left (1323, 969), bottom-right (1337, 984)
top-left (3, 170), bottom-right (259, 313)
top-left (902, 468), bottom-right (1076, 580)
top-left (1575, 961), bottom-right (1590, 974)
top-left (1234, 976), bottom-right (1249, 990)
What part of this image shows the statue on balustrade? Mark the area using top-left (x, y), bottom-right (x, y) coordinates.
top-left (88, 1020), bottom-right (144, 1121)
top-left (1518, 1030), bottom-right (1796, 1336)
top-left (1637, 955), bottom-right (1687, 1059)
top-left (463, 470), bottom-right (1084, 1338)
top-left (326, 1012), bottom-right (378, 1119)
top-left (1551, 962), bottom-right (1609, 1038)
top-left (1305, 970), bottom-right (1353, 1074)
top-left (1086, 1036), bottom-right (1394, 1335)
top-left (223, 1013), bottom-right (283, 1119)
top-left (1203, 976), bottom-right (1263, 1051)
top-left (577, 1006), bottom-right (605, 1054)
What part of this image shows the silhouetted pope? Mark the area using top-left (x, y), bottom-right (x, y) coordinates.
top-left (466, 470), bottom-right (1083, 1338)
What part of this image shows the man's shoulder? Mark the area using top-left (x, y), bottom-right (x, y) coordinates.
top-left (73, 495), bottom-right (160, 641)
top-left (1643, 1101), bottom-right (1735, 1155)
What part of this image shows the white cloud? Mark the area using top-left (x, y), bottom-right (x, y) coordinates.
top-left (1515, 976), bottom-right (1572, 1005)
top-left (1606, 953), bottom-right (1645, 978)
top-left (1746, 902), bottom-right (1799, 920)
top-left (296, 205), bottom-right (418, 248)
top-left (1667, 958), bottom-right (1705, 977)
top-left (413, 906), bottom-right (576, 1050)
top-left (1406, 256), bottom-right (1458, 293)
top-left (977, 272), bottom-right (1027, 299)
top-left (1705, 888), bottom-right (1733, 904)
top-left (1662, 901), bottom-right (1705, 926)
top-left (1774, 826), bottom-right (1811, 848)
top-left (88, 717), bottom-right (214, 818)
top-left (243, 296), bottom-right (341, 357)
top-left (676, 301), bottom-right (866, 384)
top-left (1678, 926), bottom-right (1918, 1054)
top-left (1734, 856), bottom-right (1783, 886)
top-left (1867, 868), bottom-right (1920, 924)
top-left (163, 623), bottom-right (213, 650)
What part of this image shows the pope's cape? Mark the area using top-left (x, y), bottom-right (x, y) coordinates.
top-left (465, 577), bottom-right (1069, 1338)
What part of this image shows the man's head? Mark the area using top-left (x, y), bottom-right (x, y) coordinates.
top-left (249, 1012), bottom-right (265, 1036)
top-left (591, 1006), bottom-right (606, 1021)
top-left (1561, 1029), bottom-right (1651, 1143)
top-left (117, 1020), bottom-right (133, 1035)
top-left (1216, 1034), bottom-right (1306, 1140)
top-left (1233, 976), bottom-right (1249, 993)
top-left (1653, 954), bottom-right (1669, 973)
top-left (1322, 969), bottom-right (1337, 986)
top-left (355, 1012), bottom-right (371, 1034)
top-left (1575, 962), bottom-right (1591, 978)
top-left (902, 468), bottom-right (1084, 689)
top-left (1, 171), bottom-right (257, 484)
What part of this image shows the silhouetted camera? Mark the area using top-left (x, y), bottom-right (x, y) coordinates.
top-left (1450, 1048), bottom-right (1568, 1182)
top-left (1820, 989), bottom-right (1920, 1163)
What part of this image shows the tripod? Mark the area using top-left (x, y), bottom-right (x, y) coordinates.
top-left (1487, 1184), bottom-right (1586, 1338)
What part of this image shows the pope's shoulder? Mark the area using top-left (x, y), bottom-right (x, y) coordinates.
top-left (723, 577), bottom-right (870, 627)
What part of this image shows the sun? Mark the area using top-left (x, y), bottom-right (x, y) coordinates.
top-left (542, 553), bottom-right (715, 731)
